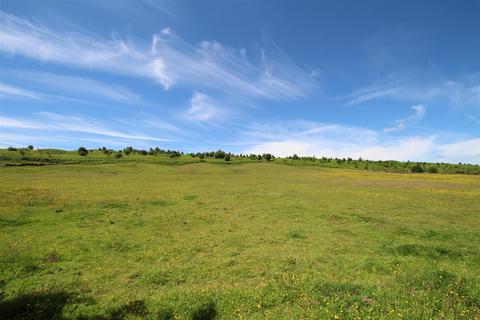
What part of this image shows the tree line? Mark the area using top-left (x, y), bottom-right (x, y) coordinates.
top-left (4, 145), bottom-right (479, 174)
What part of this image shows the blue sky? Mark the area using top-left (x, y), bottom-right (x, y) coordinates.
top-left (0, 0), bottom-right (479, 163)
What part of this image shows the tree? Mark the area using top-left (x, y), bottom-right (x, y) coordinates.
top-left (292, 154), bottom-right (299, 160)
top-left (7, 147), bottom-right (17, 151)
top-left (169, 151), bottom-right (181, 158)
top-left (263, 153), bottom-right (272, 161)
top-left (27, 145), bottom-right (34, 150)
top-left (78, 147), bottom-right (88, 156)
top-left (214, 150), bottom-right (226, 159)
top-left (124, 146), bottom-right (133, 155)
top-left (427, 166), bottom-right (438, 173)
top-left (225, 154), bottom-right (231, 161)
top-left (114, 153), bottom-right (123, 159)
top-left (410, 163), bottom-right (424, 173)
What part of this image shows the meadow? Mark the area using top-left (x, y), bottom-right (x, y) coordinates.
top-left (1, 149), bottom-right (479, 319)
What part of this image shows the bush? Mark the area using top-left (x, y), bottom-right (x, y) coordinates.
top-left (7, 147), bottom-right (17, 151)
top-left (225, 154), bottom-right (231, 161)
top-left (27, 145), bottom-right (34, 150)
top-left (263, 153), bottom-right (272, 161)
top-left (427, 166), bottom-right (438, 173)
top-left (214, 150), bottom-right (226, 159)
top-left (191, 301), bottom-right (217, 320)
top-left (114, 153), bottom-right (123, 159)
top-left (411, 164), bottom-right (424, 173)
top-left (124, 146), bottom-right (133, 155)
top-left (78, 147), bottom-right (89, 156)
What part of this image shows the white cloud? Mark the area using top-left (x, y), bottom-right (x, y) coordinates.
top-left (341, 74), bottom-right (480, 108)
top-left (345, 87), bottom-right (399, 106)
top-left (435, 138), bottom-right (480, 163)
top-left (240, 120), bottom-right (479, 164)
top-left (0, 83), bottom-right (42, 99)
top-left (0, 112), bottom-right (171, 142)
top-left (383, 105), bottom-right (426, 132)
top-left (184, 92), bottom-right (227, 122)
top-left (0, 11), bottom-right (316, 101)
top-left (5, 70), bottom-right (141, 104)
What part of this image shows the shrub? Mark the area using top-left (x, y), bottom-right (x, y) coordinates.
top-left (7, 146), bottom-right (17, 151)
top-left (427, 166), bottom-right (438, 173)
top-left (263, 153), bottom-right (272, 161)
top-left (411, 164), bottom-right (424, 173)
top-left (157, 308), bottom-right (174, 320)
top-left (214, 150), bottom-right (226, 159)
top-left (225, 154), bottom-right (231, 161)
top-left (124, 146), bottom-right (133, 155)
top-left (78, 147), bottom-right (88, 156)
top-left (191, 301), bottom-right (217, 320)
top-left (114, 153), bottom-right (123, 159)
top-left (27, 145), bottom-right (34, 150)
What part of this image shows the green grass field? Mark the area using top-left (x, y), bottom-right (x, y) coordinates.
top-left (1, 158), bottom-right (479, 319)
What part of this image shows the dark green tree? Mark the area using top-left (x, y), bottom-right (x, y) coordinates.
top-left (411, 163), bottom-right (424, 173)
top-left (78, 147), bottom-right (88, 156)
top-left (263, 153), bottom-right (272, 161)
top-left (214, 150), bottom-right (226, 159)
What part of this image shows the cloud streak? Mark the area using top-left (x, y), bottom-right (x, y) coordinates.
top-left (0, 83), bottom-right (43, 99)
top-left (0, 112), bottom-right (172, 142)
top-left (4, 70), bottom-right (142, 104)
top-left (184, 92), bottom-right (227, 123)
top-left (383, 105), bottom-right (426, 132)
top-left (341, 74), bottom-right (480, 108)
top-left (0, 11), bottom-right (316, 101)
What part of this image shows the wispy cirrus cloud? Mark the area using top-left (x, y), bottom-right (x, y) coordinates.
top-left (340, 73), bottom-right (480, 109)
top-left (0, 83), bottom-right (43, 99)
top-left (383, 105), bottom-right (426, 132)
top-left (4, 70), bottom-right (142, 104)
top-left (0, 11), bottom-right (316, 101)
top-left (0, 112), bottom-right (172, 142)
top-left (184, 92), bottom-right (228, 123)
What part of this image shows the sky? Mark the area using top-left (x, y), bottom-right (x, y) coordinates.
top-left (0, 0), bottom-right (479, 164)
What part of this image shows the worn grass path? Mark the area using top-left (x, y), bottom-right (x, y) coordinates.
top-left (1, 162), bottom-right (479, 319)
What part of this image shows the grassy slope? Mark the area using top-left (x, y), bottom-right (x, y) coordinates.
top-left (1, 148), bottom-right (479, 175)
top-left (0, 162), bottom-right (479, 319)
